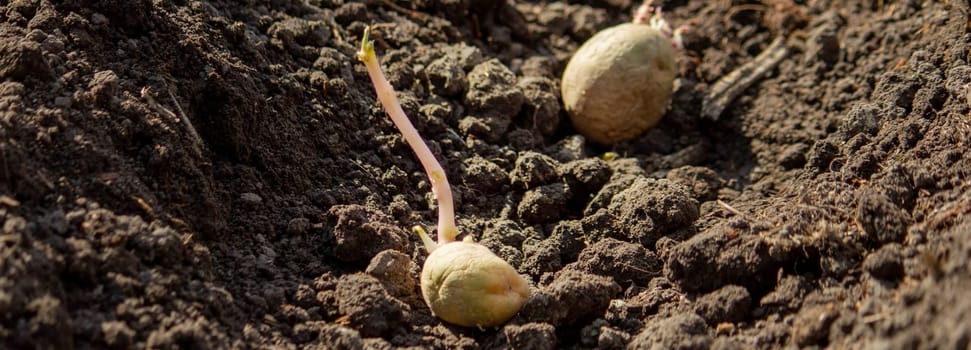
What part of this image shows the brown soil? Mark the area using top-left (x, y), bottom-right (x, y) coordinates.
top-left (2, 0), bottom-right (969, 349)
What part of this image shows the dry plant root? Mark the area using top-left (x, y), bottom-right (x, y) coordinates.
top-left (702, 36), bottom-right (788, 120)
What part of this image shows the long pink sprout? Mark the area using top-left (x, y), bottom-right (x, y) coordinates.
top-left (356, 27), bottom-right (458, 246)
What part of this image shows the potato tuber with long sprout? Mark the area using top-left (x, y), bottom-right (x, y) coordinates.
top-left (560, 2), bottom-right (684, 145)
top-left (356, 27), bottom-right (530, 328)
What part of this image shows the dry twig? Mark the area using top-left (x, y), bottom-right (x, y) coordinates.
top-left (141, 86), bottom-right (205, 158)
top-left (702, 36), bottom-right (788, 120)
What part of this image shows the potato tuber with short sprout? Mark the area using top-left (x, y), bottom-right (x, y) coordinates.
top-left (356, 27), bottom-right (530, 328)
top-left (561, 2), bottom-right (684, 145)
top-left (418, 237), bottom-right (531, 328)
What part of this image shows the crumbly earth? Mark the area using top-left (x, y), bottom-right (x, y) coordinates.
top-left (1, 0), bottom-right (969, 349)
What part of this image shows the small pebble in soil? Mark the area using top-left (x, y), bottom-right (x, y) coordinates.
top-left (365, 250), bottom-right (417, 298)
top-left (239, 192), bottom-right (262, 204)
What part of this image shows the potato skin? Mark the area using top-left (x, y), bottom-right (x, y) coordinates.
top-left (420, 241), bottom-right (530, 328)
top-left (561, 23), bottom-right (676, 145)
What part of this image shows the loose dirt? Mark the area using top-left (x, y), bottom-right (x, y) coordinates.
top-left (1, 0), bottom-right (969, 349)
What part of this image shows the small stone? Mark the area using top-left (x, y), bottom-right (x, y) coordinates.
top-left (240, 192), bottom-right (262, 204)
top-left (365, 250), bottom-right (416, 297)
